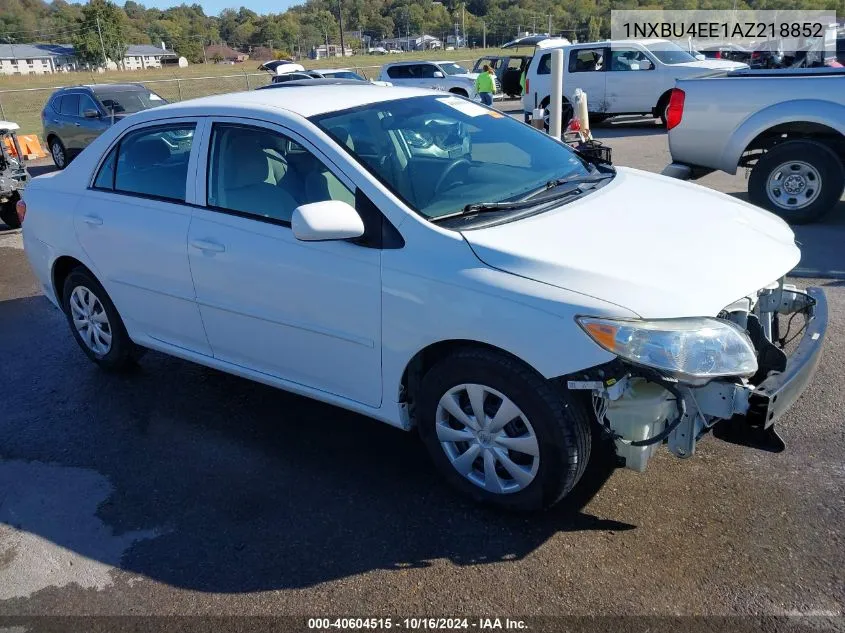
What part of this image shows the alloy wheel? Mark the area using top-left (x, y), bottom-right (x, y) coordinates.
top-left (51, 141), bottom-right (66, 168)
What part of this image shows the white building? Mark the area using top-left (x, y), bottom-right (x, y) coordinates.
top-left (381, 34), bottom-right (442, 51)
top-left (0, 43), bottom-right (179, 76)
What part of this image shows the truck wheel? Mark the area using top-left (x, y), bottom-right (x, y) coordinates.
top-left (50, 137), bottom-right (68, 170)
top-left (540, 97), bottom-right (574, 133)
top-left (656, 91), bottom-right (672, 127)
top-left (0, 196), bottom-right (21, 229)
top-left (62, 268), bottom-right (145, 371)
top-left (749, 140), bottom-right (844, 224)
top-left (418, 348), bottom-right (591, 512)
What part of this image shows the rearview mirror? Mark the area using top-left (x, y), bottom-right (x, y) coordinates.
top-left (432, 71), bottom-right (445, 78)
top-left (292, 200), bottom-right (364, 242)
top-left (83, 109), bottom-right (100, 118)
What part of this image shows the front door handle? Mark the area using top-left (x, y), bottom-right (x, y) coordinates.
top-left (190, 239), bottom-right (226, 253)
top-left (81, 215), bottom-right (103, 226)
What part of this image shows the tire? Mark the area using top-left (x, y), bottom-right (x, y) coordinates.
top-left (656, 92), bottom-right (672, 127)
top-left (49, 137), bottom-right (68, 170)
top-left (61, 268), bottom-right (144, 370)
top-left (418, 348), bottom-right (592, 512)
top-left (748, 140), bottom-right (845, 225)
top-left (540, 97), bottom-right (574, 133)
top-left (0, 196), bottom-right (20, 229)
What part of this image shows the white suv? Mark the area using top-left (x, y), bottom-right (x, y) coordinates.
top-left (522, 39), bottom-right (747, 126)
top-left (378, 61), bottom-right (480, 99)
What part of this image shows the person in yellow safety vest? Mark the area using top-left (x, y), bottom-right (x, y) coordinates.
top-left (475, 65), bottom-right (495, 106)
top-left (520, 69), bottom-right (526, 95)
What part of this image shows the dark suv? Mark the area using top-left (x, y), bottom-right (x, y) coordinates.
top-left (42, 84), bottom-right (167, 169)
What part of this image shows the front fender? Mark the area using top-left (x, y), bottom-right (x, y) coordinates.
top-left (719, 99), bottom-right (845, 174)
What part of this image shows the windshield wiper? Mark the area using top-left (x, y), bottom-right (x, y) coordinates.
top-left (431, 172), bottom-right (615, 224)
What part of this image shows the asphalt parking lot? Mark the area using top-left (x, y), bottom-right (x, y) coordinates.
top-left (1, 113), bottom-right (843, 628)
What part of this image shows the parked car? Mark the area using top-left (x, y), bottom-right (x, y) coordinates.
top-left (257, 59), bottom-right (296, 72)
top-left (472, 54), bottom-right (531, 97)
top-left (663, 67), bottom-right (845, 224)
top-left (522, 38), bottom-right (748, 127)
top-left (749, 40), bottom-right (785, 68)
top-left (698, 43), bottom-right (752, 65)
top-left (273, 67), bottom-right (393, 87)
top-left (377, 61), bottom-right (479, 99)
top-left (42, 84), bottom-right (167, 170)
top-left (21, 85), bottom-right (826, 511)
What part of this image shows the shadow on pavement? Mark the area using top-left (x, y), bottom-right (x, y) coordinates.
top-left (0, 293), bottom-right (630, 595)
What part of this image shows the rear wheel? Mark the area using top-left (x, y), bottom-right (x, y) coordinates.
top-left (0, 193), bottom-right (20, 229)
top-left (62, 268), bottom-right (144, 370)
top-left (418, 348), bottom-right (592, 512)
top-left (540, 97), bottom-right (574, 133)
top-left (49, 137), bottom-right (67, 170)
top-left (656, 91), bottom-right (672, 127)
top-left (749, 140), bottom-right (844, 224)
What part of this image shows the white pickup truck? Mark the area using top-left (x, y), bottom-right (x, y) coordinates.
top-left (663, 68), bottom-right (845, 224)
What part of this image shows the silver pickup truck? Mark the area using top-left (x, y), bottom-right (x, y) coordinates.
top-left (663, 68), bottom-right (845, 224)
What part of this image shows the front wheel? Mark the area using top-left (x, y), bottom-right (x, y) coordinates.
top-left (748, 140), bottom-right (844, 224)
top-left (418, 348), bottom-right (591, 512)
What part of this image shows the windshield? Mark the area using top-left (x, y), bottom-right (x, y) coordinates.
top-left (644, 42), bottom-right (697, 64)
top-left (438, 63), bottom-right (469, 75)
top-left (96, 88), bottom-right (166, 114)
top-left (324, 71), bottom-right (366, 81)
top-left (312, 95), bottom-right (595, 219)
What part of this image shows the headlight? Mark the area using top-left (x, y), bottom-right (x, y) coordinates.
top-left (577, 316), bottom-right (758, 383)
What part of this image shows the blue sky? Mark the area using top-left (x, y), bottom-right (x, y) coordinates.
top-left (135, 0), bottom-right (298, 15)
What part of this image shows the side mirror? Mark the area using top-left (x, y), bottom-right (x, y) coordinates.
top-left (432, 71), bottom-right (445, 78)
top-left (292, 200), bottom-right (364, 242)
top-left (695, 54), bottom-right (706, 61)
top-left (83, 109), bottom-right (100, 118)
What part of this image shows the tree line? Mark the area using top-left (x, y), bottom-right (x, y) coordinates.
top-left (0, 0), bottom-right (837, 66)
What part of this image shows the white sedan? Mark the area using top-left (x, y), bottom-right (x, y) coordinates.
top-left (20, 85), bottom-right (826, 511)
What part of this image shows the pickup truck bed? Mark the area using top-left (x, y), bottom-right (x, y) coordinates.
top-left (664, 68), bottom-right (845, 224)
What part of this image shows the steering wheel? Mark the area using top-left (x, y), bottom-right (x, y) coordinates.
top-left (434, 158), bottom-right (471, 194)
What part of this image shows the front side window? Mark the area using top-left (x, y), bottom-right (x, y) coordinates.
top-left (610, 49), bottom-right (654, 71)
top-left (324, 71), bottom-right (366, 80)
top-left (644, 42), bottom-right (696, 65)
top-left (569, 48), bottom-right (605, 72)
top-left (110, 124), bottom-right (196, 201)
top-left (438, 62), bottom-right (469, 75)
top-left (417, 64), bottom-right (438, 78)
top-left (206, 124), bottom-right (354, 224)
top-left (78, 94), bottom-right (100, 116)
top-left (312, 95), bottom-right (595, 220)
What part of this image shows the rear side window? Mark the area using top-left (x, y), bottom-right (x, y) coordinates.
top-left (50, 95), bottom-right (63, 113)
top-left (60, 94), bottom-right (80, 116)
top-left (99, 124), bottom-right (196, 201)
top-left (569, 48), bottom-right (605, 72)
top-left (386, 65), bottom-right (412, 79)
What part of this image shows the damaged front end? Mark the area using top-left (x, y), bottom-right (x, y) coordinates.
top-left (569, 281), bottom-right (827, 472)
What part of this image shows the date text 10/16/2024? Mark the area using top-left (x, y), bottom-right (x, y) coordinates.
top-left (307, 618), bottom-right (528, 630)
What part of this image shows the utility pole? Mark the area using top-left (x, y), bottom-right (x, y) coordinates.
top-left (482, 20), bottom-right (486, 49)
top-left (202, 37), bottom-right (208, 65)
top-left (96, 14), bottom-right (108, 69)
top-left (338, 0), bottom-right (346, 57)
top-left (548, 14), bottom-right (552, 36)
top-left (462, 4), bottom-right (466, 48)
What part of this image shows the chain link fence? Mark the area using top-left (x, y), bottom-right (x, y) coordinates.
top-left (0, 61), bottom-right (482, 137)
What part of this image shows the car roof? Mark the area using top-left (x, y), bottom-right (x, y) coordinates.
top-left (55, 83), bottom-right (147, 93)
top-left (132, 84), bottom-right (433, 120)
top-left (317, 68), bottom-right (356, 73)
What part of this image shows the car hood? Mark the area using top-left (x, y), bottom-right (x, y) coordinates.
top-left (453, 73), bottom-right (479, 81)
top-left (461, 167), bottom-right (800, 318)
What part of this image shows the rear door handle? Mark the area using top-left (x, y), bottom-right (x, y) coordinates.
top-left (81, 215), bottom-right (103, 226)
top-left (190, 239), bottom-right (225, 253)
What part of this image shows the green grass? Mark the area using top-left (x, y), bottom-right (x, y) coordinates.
top-left (0, 48), bottom-right (504, 136)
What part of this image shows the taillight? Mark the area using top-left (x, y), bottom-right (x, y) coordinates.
top-left (751, 51), bottom-right (761, 60)
top-left (714, 51), bottom-right (722, 59)
top-left (525, 78), bottom-right (529, 95)
top-left (666, 88), bottom-right (685, 130)
top-left (16, 198), bottom-right (26, 224)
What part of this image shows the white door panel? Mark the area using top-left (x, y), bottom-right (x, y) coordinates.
top-left (606, 49), bottom-right (659, 113)
top-left (188, 212), bottom-right (382, 406)
top-left (75, 191), bottom-right (212, 354)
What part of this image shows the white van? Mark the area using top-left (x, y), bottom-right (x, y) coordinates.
top-left (522, 39), bottom-right (748, 126)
